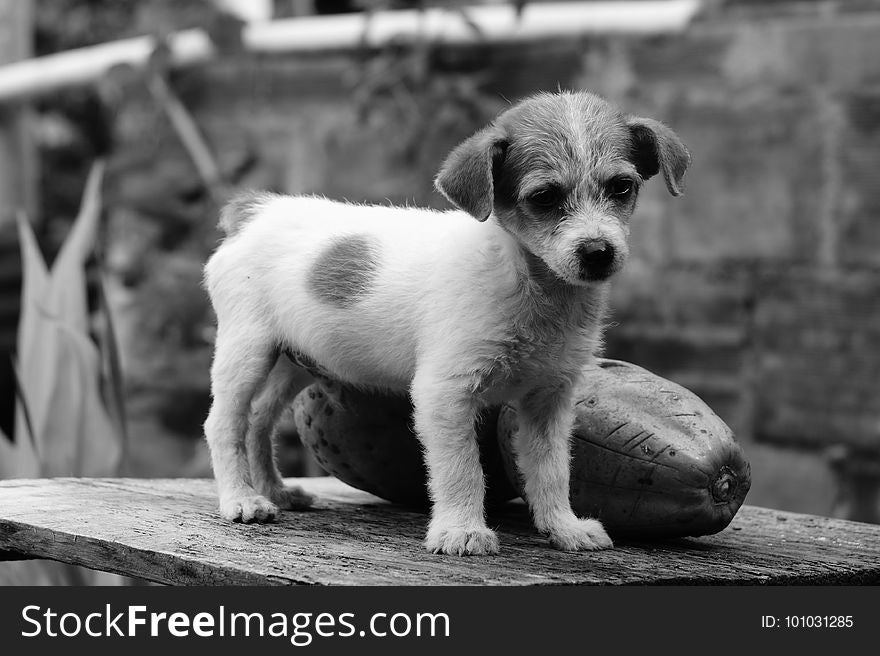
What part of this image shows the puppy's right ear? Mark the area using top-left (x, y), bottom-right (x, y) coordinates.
top-left (435, 126), bottom-right (508, 221)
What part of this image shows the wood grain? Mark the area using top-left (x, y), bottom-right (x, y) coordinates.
top-left (0, 477), bottom-right (878, 585)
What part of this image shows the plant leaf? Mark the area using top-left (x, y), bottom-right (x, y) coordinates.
top-left (47, 318), bottom-right (122, 477)
top-left (14, 211), bottom-right (55, 455)
top-left (0, 404), bottom-right (41, 478)
top-left (12, 162), bottom-right (123, 477)
top-left (94, 272), bottom-right (128, 474)
top-left (48, 161), bottom-right (105, 335)
top-left (10, 355), bottom-right (38, 456)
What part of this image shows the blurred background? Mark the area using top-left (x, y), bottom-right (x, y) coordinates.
top-left (1, 0), bottom-right (879, 581)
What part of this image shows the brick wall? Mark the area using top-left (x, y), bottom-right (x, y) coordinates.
top-left (102, 1), bottom-right (880, 489)
top-left (598, 2), bottom-right (880, 454)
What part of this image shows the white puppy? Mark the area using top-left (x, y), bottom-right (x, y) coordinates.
top-left (203, 91), bottom-right (689, 555)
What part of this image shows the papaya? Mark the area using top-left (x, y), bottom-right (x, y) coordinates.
top-left (497, 359), bottom-right (751, 538)
top-left (292, 378), bottom-right (517, 507)
top-left (293, 357), bottom-right (751, 539)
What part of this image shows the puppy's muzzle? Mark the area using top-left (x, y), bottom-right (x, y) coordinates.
top-left (577, 240), bottom-right (616, 281)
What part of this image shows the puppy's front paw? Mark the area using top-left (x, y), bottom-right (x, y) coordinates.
top-left (220, 494), bottom-right (279, 523)
top-left (269, 485), bottom-right (315, 510)
top-left (425, 524), bottom-right (500, 556)
top-left (549, 517), bottom-right (613, 552)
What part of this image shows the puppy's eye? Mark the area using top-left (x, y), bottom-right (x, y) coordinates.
top-left (527, 186), bottom-right (564, 210)
top-left (606, 178), bottom-right (634, 199)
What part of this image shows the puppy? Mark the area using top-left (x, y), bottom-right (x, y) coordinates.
top-left (203, 91), bottom-right (690, 555)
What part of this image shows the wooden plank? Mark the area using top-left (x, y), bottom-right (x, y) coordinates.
top-left (0, 477), bottom-right (878, 585)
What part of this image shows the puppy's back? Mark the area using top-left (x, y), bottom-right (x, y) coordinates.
top-left (204, 194), bottom-right (500, 390)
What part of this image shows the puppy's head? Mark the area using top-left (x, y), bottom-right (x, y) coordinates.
top-left (435, 91), bottom-right (690, 285)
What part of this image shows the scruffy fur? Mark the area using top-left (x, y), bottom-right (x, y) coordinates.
top-left (203, 91), bottom-right (690, 555)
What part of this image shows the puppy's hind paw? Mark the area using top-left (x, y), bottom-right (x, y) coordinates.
top-left (269, 485), bottom-right (315, 510)
top-left (425, 525), bottom-right (500, 556)
top-left (220, 494), bottom-right (279, 524)
top-left (549, 517), bottom-right (613, 552)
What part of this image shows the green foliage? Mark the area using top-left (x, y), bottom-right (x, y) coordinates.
top-left (0, 163), bottom-right (124, 478)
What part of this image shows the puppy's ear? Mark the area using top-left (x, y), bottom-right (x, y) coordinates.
top-left (435, 126), bottom-right (508, 221)
top-left (627, 117), bottom-right (691, 196)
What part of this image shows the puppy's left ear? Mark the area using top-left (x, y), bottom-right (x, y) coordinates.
top-left (435, 126), bottom-right (508, 221)
top-left (627, 117), bottom-right (691, 196)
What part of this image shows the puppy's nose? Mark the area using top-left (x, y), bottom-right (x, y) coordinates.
top-left (577, 240), bottom-right (616, 280)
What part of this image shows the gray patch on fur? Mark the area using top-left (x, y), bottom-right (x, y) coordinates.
top-left (218, 190), bottom-right (280, 236)
top-left (308, 235), bottom-right (381, 308)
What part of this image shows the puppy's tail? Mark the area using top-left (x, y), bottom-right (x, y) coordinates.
top-left (218, 190), bottom-right (279, 237)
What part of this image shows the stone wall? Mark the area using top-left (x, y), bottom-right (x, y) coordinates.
top-left (100, 0), bottom-right (880, 513)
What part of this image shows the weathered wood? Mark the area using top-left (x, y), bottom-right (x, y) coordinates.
top-left (0, 477), bottom-right (878, 585)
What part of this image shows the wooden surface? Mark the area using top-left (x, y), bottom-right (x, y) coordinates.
top-left (1, 476), bottom-right (879, 585)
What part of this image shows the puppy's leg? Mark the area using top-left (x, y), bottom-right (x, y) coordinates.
top-left (514, 385), bottom-right (613, 551)
top-left (247, 356), bottom-right (314, 510)
top-left (411, 375), bottom-right (498, 556)
top-left (204, 328), bottom-right (278, 523)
